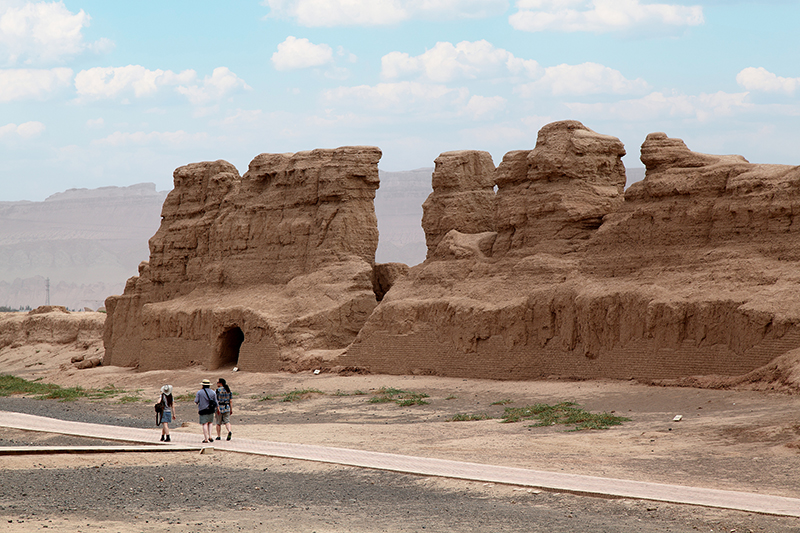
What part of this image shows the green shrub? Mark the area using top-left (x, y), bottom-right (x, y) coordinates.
top-left (501, 402), bottom-right (630, 431)
top-left (0, 375), bottom-right (128, 402)
top-left (448, 413), bottom-right (492, 422)
top-left (368, 387), bottom-right (430, 406)
top-left (491, 398), bottom-right (513, 406)
top-left (281, 388), bottom-right (324, 402)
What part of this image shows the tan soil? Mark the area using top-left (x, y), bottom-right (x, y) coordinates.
top-left (3, 341), bottom-right (800, 490)
top-left (2, 342), bottom-right (800, 531)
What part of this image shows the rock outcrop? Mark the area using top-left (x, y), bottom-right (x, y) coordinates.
top-left (493, 120), bottom-right (626, 256)
top-left (341, 121), bottom-right (800, 382)
top-left (421, 150), bottom-right (495, 258)
top-left (103, 147), bottom-right (382, 371)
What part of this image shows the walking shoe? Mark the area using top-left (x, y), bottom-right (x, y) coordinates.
top-left (165, 435), bottom-right (170, 442)
top-left (215, 437), bottom-right (220, 441)
top-left (160, 435), bottom-right (165, 442)
top-left (227, 432), bottom-right (232, 441)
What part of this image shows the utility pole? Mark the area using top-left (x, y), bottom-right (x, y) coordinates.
top-left (45, 277), bottom-right (50, 306)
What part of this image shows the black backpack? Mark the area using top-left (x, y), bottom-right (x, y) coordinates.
top-left (199, 389), bottom-right (217, 415)
top-left (154, 394), bottom-right (165, 425)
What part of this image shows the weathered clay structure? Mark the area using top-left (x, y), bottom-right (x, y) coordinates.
top-left (103, 147), bottom-right (382, 371)
top-left (105, 121), bottom-right (800, 381)
top-left (342, 121), bottom-right (800, 380)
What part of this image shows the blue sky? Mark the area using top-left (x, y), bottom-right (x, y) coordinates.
top-left (1, 0), bottom-right (799, 201)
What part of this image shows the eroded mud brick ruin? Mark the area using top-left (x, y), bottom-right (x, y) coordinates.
top-left (105, 120), bottom-right (800, 380)
top-left (104, 147), bottom-right (382, 371)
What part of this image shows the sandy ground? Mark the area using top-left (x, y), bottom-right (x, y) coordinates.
top-left (2, 342), bottom-right (800, 531)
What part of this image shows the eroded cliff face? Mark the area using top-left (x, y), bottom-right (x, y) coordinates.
top-left (104, 147), bottom-right (382, 371)
top-left (342, 121), bottom-right (800, 381)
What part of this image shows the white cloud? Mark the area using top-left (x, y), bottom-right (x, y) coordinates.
top-left (220, 108), bottom-right (265, 126)
top-left (462, 94), bottom-right (506, 119)
top-left (74, 65), bottom-right (248, 105)
top-left (566, 90), bottom-right (751, 122)
top-left (516, 62), bottom-right (649, 96)
top-left (85, 117), bottom-right (104, 129)
top-left (323, 80), bottom-right (505, 121)
top-left (337, 46), bottom-right (358, 63)
top-left (0, 67), bottom-right (72, 101)
top-left (381, 40), bottom-right (540, 82)
top-left (324, 66), bottom-right (351, 80)
top-left (263, 0), bottom-right (508, 27)
top-left (0, 1), bottom-right (111, 65)
top-left (459, 115), bottom-right (551, 145)
top-left (0, 120), bottom-right (45, 139)
top-left (323, 81), bottom-right (470, 112)
top-left (175, 67), bottom-right (251, 105)
top-left (75, 65), bottom-right (196, 100)
top-left (510, 0), bottom-right (703, 33)
top-left (272, 36), bottom-right (334, 70)
top-left (380, 41), bottom-right (644, 98)
top-left (736, 67), bottom-right (799, 95)
top-left (91, 130), bottom-right (210, 147)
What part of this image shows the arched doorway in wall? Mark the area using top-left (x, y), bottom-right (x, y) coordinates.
top-left (214, 326), bottom-right (244, 369)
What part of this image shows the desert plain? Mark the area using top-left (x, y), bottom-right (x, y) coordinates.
top-left (1, 334), bottom-right (800, 532)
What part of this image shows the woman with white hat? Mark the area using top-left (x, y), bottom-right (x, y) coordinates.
top-left (158, 384), bottom-right (176, 442)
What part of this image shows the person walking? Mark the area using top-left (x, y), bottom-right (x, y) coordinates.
top-left (214, 378), bottom-right (233, 441)
top-left (195, 378), bottom-right (217, 443)
top-left (158, 384), bottom-right (176, 442)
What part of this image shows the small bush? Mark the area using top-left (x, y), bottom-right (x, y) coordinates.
top-left (116, 395), bottom-right (141, 404)
top-left (501, 402), bottom-right (630, 431)
top-left (281, 388), bottom-right (324, 402)
top-left (87, 385), bottom-right (127, 400)
top-left (491, 399), bottom-right (513, 406)
top-left (367, 396), bottom-right (395, 404)
top-left (397, 394), bottom-right (430, 407)
top-left (449, 413), bottom-right (492, 422)
top-left (368, 387), bottom-right (429, 406)
top-left (174, 393), bottom-right (196, 403)
top-left (0, 375), bottom-right (128, 402)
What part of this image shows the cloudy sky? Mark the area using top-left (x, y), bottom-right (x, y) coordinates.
top-left (1, 0), bottom-right (798, 201)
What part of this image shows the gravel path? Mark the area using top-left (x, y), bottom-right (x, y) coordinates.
top-left (5, 456), bottom-right (799, 533)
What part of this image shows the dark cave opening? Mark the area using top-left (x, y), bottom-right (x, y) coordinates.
top-left (215, 326), bottom-right (244, 369)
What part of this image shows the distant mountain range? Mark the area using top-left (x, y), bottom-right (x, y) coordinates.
top-left (0, 167), bottom-right (645, 310)
top-left (0, 183), bottom-right (168, 310)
